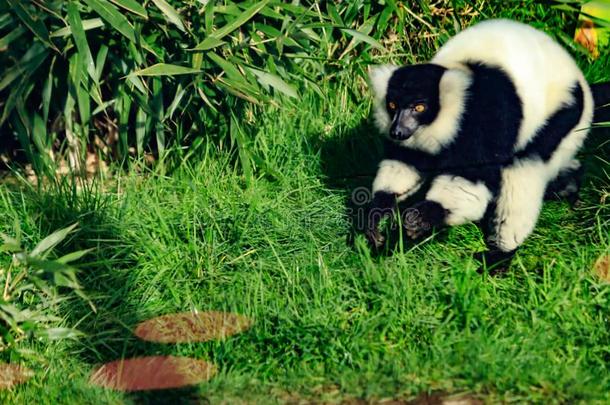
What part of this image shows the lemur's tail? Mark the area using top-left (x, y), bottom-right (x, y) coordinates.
top-left (591, 81), bottom-right (610, 123)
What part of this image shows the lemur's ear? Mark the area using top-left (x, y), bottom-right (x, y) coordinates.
top-left (368, 65), bottom-right (398, 100)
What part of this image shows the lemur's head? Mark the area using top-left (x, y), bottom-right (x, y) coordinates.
top-left (369, 64), bottom-right (446, 141)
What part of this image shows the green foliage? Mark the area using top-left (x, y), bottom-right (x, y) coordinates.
top-left (6, 0), bottom-right (582, 175)
top-left (0, 1), bottom-right (609, 402)
top-left (0, 222), bottom-right (90, 352)
top-left (0, 0), bottom-right (415, 174)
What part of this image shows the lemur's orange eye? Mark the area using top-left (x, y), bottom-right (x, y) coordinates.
top-left (388, 101), bottom-right (397, 111)
top-left (414, 103), bottom-right (426, 113)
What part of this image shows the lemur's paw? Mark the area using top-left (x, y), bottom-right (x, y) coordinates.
top-left (365, 227), bottom-right (385, 249)
top-left (403, 200), bottom-right (446, 240)
top-left (403, 213), bottom-right (430, 240)
top-left (475, 249), bottom-right (515, 276)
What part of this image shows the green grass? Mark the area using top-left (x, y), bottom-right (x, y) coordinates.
top-left (1, 2), bottom-right (610, 404)
top-left (1, 59), bottom-right (610, 404)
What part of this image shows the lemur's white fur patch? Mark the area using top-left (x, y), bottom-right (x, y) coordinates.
top-left (369, 65), bottom-right (398, 133)
top-left (426, 175), bottom-right (492, 225)
top-left (372, 159), bottom-right (422, 201)
top-left (493, 159), bottom-right (547, 252)
top-left (401, 68), bottom-right (472, 154)
top-left (431, 19), bottom-right (594, 152)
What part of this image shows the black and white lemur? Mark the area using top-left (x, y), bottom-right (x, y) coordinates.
top-left (366, 19), bottom-right (610, 273)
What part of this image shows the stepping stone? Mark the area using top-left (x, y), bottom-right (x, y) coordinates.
top-left (89, 356), bottom-right (216, 391)
top-left (134, 311), bottom-right (251, 343)
top-left (0, 364), bottom-right (33, 389)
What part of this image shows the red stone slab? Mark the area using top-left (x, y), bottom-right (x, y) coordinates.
top-left (89, 356), bottom-right (216, 391)
top-left (0, 364), bottom-right (33, 389)
top-left (134, 311), bottom-right (251, 343)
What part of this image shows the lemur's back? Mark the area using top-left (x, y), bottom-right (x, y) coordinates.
top-left (432, 19), bottom-right (594, 150)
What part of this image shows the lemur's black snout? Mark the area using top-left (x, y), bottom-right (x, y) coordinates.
top-left (390, 127), bottom-right (411, 140)
top-left (389, 109), bottom-right (419, 141)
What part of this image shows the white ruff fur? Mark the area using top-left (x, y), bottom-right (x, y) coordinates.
top-left (426, 175), bottom-right (492, 225)
top-left (369, 65), bottom-right (398, 133)
top-left (372, 159), bottom-right (422, 201)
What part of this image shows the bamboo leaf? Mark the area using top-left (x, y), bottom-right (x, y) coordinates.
top-left (340, 28), bottom-right (384, 50)
top-left (135, 106), bottom-right (147, 156)
top-left (37, 328), bottom-right (84, 341)
top-left (194, 0), bottom-right (269, 50)
top-left (95, 45), bottom-right (109, 81)
top-left (56, 248), bottom-right (95, 264)
top-left (50, 18), bottom-right (105, 38)
top-left (207, 52), bottom-right (246, 82)
top-left (192, 36), bottom-right (225, 51)
top-left (150, 0), bottom-right (185, 32)
top-left (110, 0), bottom-right (148, 19)
top-left (248, 68), bottom-right (298, 98)
top-left (82, 0), bottom-right (136, 43)
top-left (67, 2), bottom-right (97, 83)
top-left (6, 0), bottom-right (57, 51)
top-left (131, 63), bottom-right (201, 76)
top-left (230, 111), bottom-right (253, 184)
top-left (0, 26), bottom-right (26, 50)
top-left (0, 45), bottom-right (48, 92)
top-left (165, 84), bottom-right (186, 120)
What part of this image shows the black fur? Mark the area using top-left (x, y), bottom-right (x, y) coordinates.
top-left (516, 83), bottom-right (584, 161)
top-left (591, 81), bottom-right (610, 123)
top-left (386, 62), bottom-right (522, 193)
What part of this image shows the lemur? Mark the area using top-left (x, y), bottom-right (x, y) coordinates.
top-left (366, 19), bottom-right (610, 273)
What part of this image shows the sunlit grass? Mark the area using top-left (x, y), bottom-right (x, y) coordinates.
top-left (0, 1), bottom-right (609, 403)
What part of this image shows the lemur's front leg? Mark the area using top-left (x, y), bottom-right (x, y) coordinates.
top-left (478, 161), bottom-right (547, 274)
top-left (404, 174), bottom-right (493, 239)
top-left (367, 160), bottom-right (423, 247)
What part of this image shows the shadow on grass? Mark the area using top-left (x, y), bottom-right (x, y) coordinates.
top-left (7, 180), bottom-right (207, 403)
top-left (315, 118), bottom-right (381, 246)
top-left (314, 118), bottom-right (445, 253)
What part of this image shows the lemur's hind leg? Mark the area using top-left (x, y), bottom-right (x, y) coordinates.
top-left (367, 160), bottom-right (423, 247)
top-left (544, 159), bottom-right (583, 206)
top-left (405, 174), bottom-right (493, 239)
top-left (479, 160), bottom-right (548, 274)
